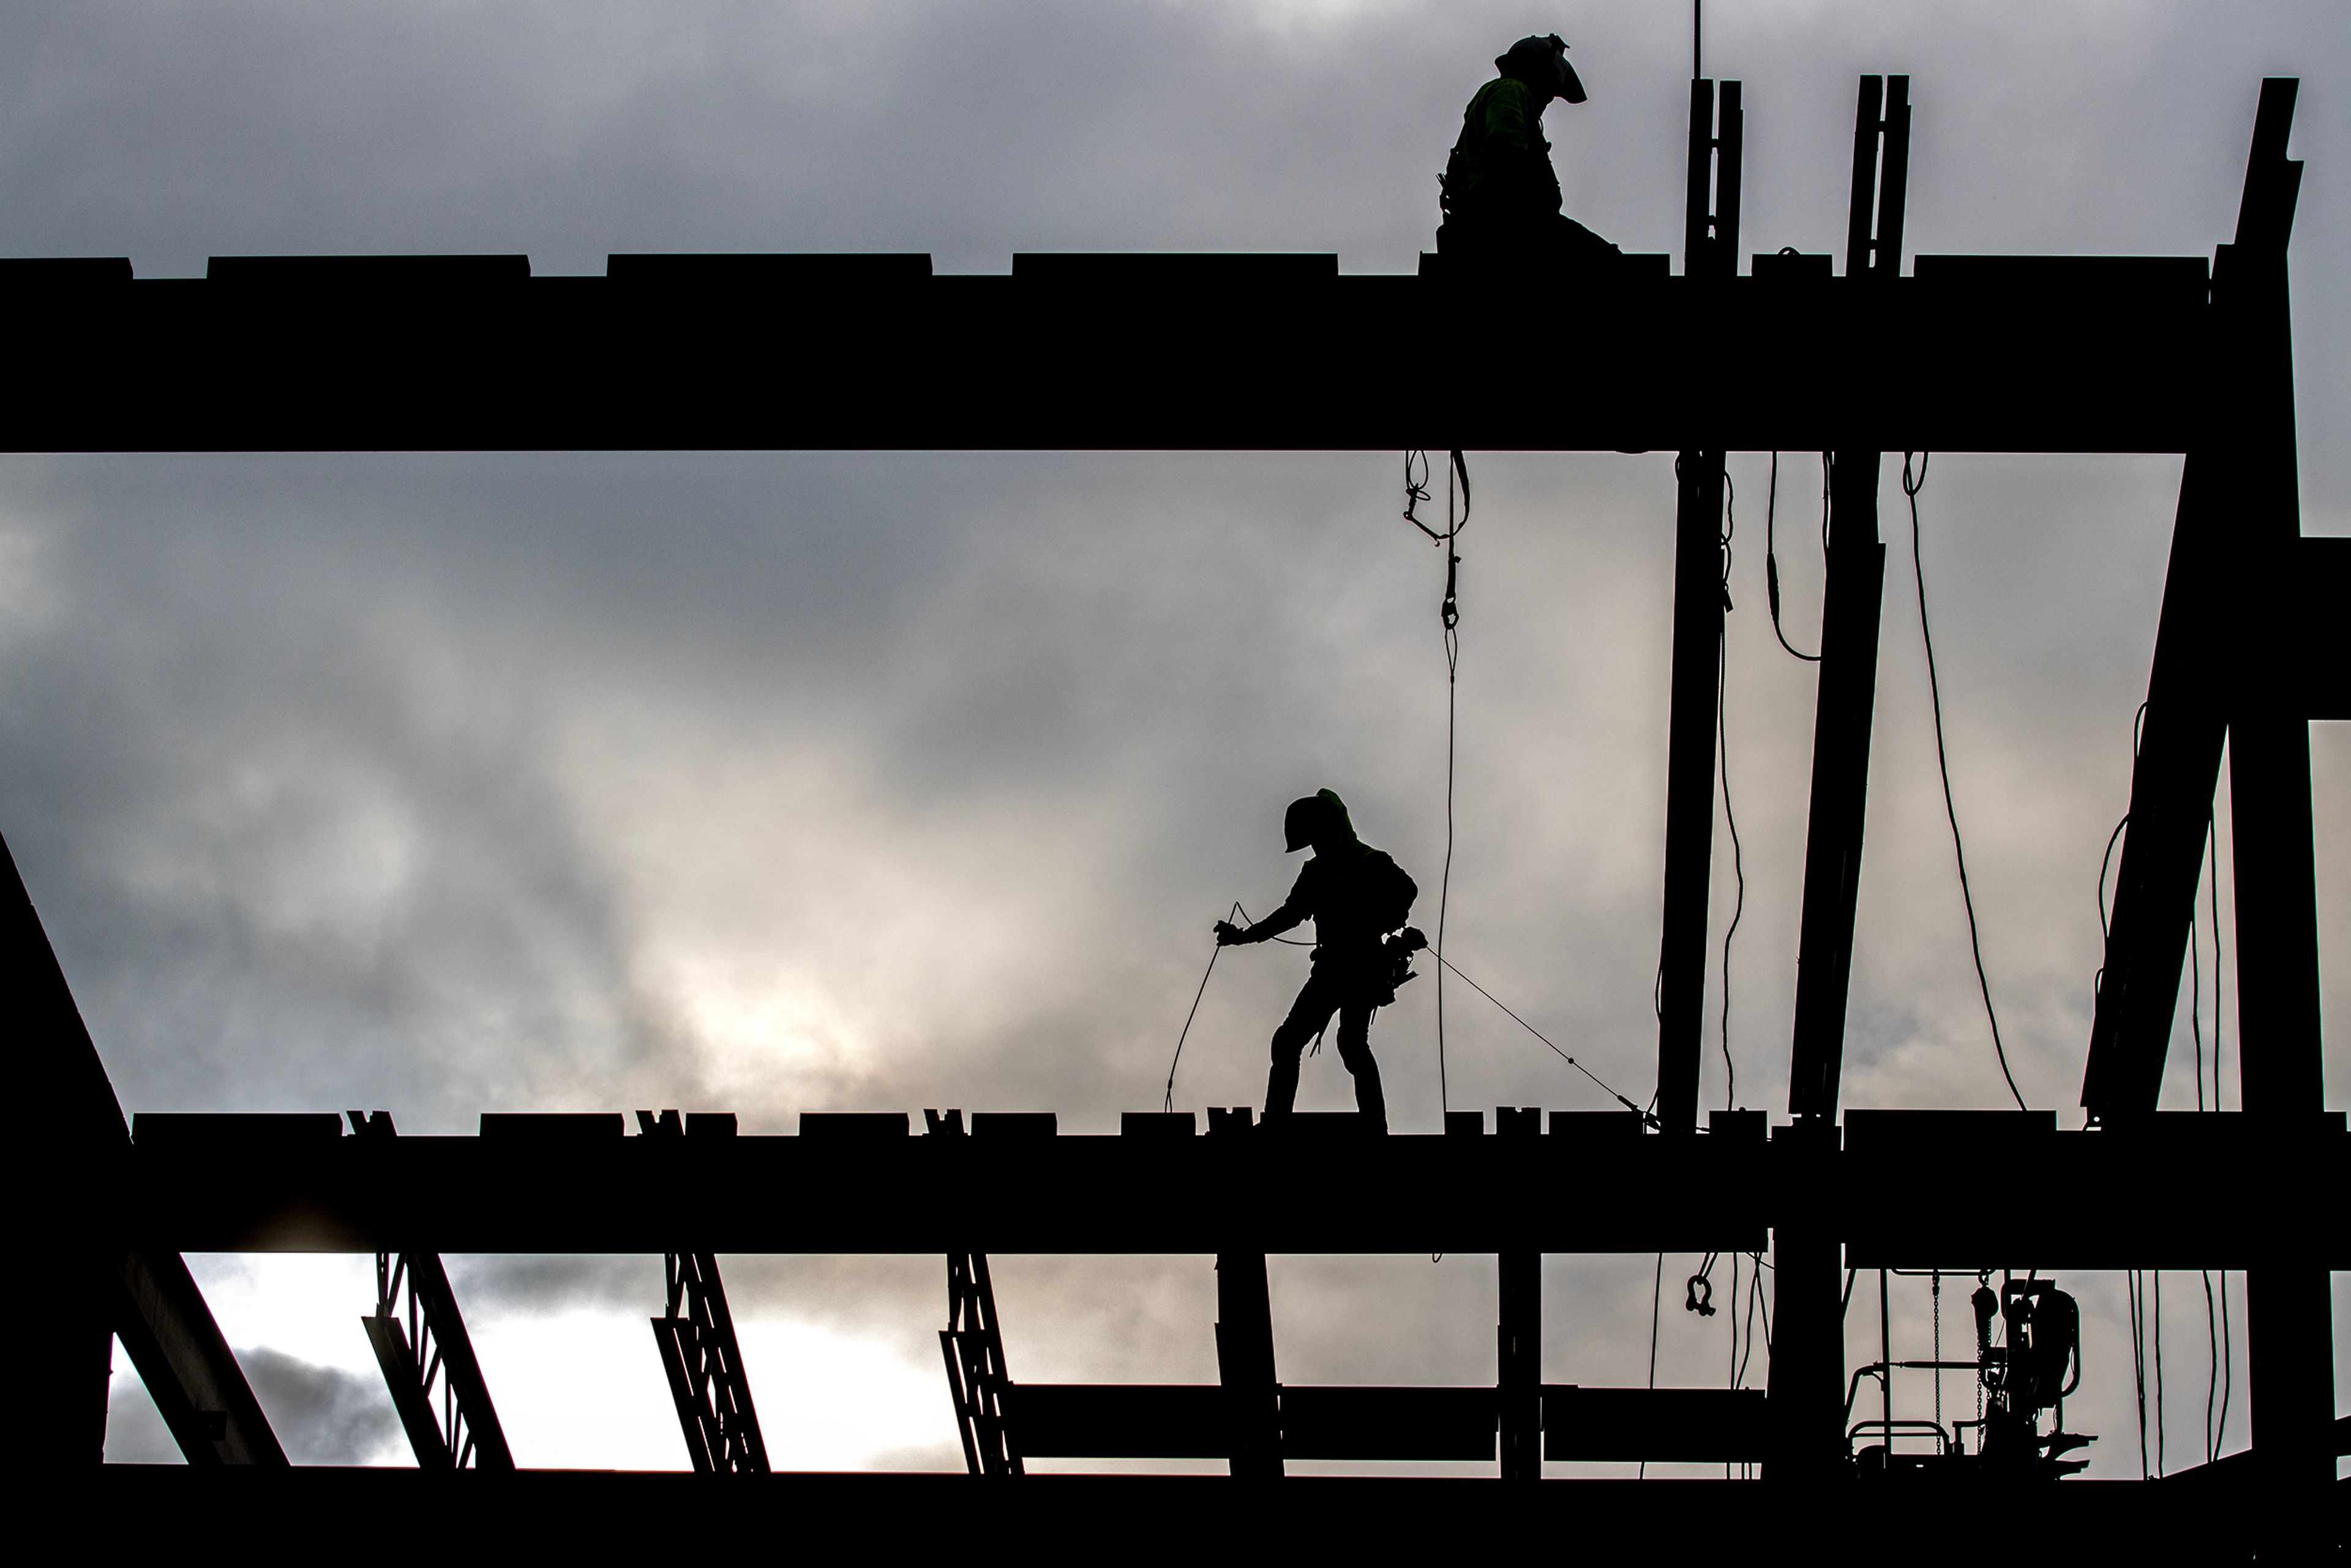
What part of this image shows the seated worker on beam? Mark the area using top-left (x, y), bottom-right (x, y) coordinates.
top-left (1215, 790), bottom-right (1422, 1135)
top-left (1436, 32), bottom-right (1622, 272)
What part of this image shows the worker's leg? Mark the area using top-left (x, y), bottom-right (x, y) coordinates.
top-left (1267, 972), bottom-right (1339, 1119)
top-left (1333, 1002), bottom-right (1387, 1133)
top-left (1546, 214), bottom-right (1624, 271)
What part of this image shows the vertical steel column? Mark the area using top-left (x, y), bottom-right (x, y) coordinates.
top-left (2213, 79), bottom-right (2333, 1546)
top-left (1655, 75), bottom-right (1743, 1135)
top-left (1496, 1106), bottom-right (1542, 1479)
top-left (1785, 450), bottom-right (1887, 1117)
top-left (1215, 1251), bottom-right (1282, 1479)
top-left (1763, 1127), bottom-right (1845, 1481)
top-left (2080, 88), bottom-right (2301, 1120)
top-left (1656, 452), bottom-right (1729, 1134)
top-left (1772, 77), bottom-right (1906, 1482)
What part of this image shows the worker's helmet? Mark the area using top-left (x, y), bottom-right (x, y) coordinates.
top-left (1497, 33), bottom-right (1586, 105)
top-left (1283, 791), bottom-right (1348, 853)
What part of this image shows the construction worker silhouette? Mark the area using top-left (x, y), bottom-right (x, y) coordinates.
top-left (1215, 790), bottom-right (1421, 1133)
top-left (1436, 33), bottom-right (1622, 271)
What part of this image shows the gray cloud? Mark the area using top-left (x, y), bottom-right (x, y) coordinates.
top-left (102, 1340), bottom-right (402, 1465)
top-left (240, 1346), bottom-right (405, 1465)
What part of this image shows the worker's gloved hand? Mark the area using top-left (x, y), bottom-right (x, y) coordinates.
top-left (1213, 920), bottom-right (1248, 947)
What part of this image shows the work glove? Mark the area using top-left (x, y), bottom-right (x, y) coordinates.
top-left (1213, 920), bottom-right (1248, 947)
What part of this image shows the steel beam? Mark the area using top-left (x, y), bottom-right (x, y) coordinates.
top-left (1215, 1251), bottom-right (1281, 1479)
top-left (8, 832), bottom-right (127, 1467)
top-left (1683, 78), bottom-right (1743, 280)
top-left (0, 258), bottom-right (2215, 456)
top-left (1784, 449), bottom-right (1886, 1120)
top-left (941, 1249), bottom-right (1021, 1477)
top-left (2208, 78), bottom-right (2336, 1547)
top-left (1787, 79), bottom-right (1910, 1123)
top-left (111, 1111), bottom-right (2350, 1266)
top-left (5, 832), bottom-right (288, 1468)
top-left (75, 1468), bottom-right (2317, 1553)
top-left (1655, 73), bottom-right (1744, 1135)
top-left (2080, 80), bottom-right (2309, 1127)
top-left (636, 1110), bottom-right (770, 1474)
top-left (651, 1250), bottom-right (768, 1474)
top-left (1655, 451), bottom-right (1728, 1135)
top-left (362, 1247), bottom-right (514, 1469)
top-left (349, 1115), bottom-right (514, 1471)
top-left (1497, 1107), bottom-right (1543, 1480)
top-left (112, 1247), bottom-right (287, 1466)
top-left (997, 1384), bottom-right (1761, 1464)
top-left (1763, 1123), bottom-right (1844, 1481)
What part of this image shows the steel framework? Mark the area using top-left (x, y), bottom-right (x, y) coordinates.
top-left (10, 64), bottom-right (2338, 1557)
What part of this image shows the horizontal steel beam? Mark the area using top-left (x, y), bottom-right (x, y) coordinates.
top-left (1004, 1384), bottom-right (1764, 1463)
top-left (74, 1468), bottom-right (2302, 1554)
top-left (2, 254), bottom-right (2213, 454)
top-left (118, 1110), bottom-right (2344, 1267)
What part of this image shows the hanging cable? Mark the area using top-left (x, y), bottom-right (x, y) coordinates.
top-left (2154, 1268), bottom-right (2166, 1477)
top-left (1715, 617), bottom-right (1745, 1111)
top-left (1713, 469), bottom-right (1746, 1109)
top-left (1163, 901), bottom-right (1251, 1112)
top-left (1764, 451), bottom-right (1821, 661)
top-left (2191, 822), bottom-right (2229, 1457)
top-left (1736, 1249), bottom-right (1768, 1388)
top-left (2216, 1270), bottom-right (2233, 1457)
top-left (1404, 450), bottom-right (1471, 1116)
top-left (1905, 453), bottom-right (2027, 1112)
top-left (2129, 1268), bottom-right (2150, 1478)
top-left (2210, 809), bottom-right (2224, 1114)
top-left (2093, 702), bottom-right (2150, 1004)
top-left (1641, 1251), bottom-right (1665, 1479)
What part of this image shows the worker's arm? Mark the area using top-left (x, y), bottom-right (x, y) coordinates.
top-left (1215, 870), bottom-right (1312, 945)
top-left (1217, 904), bottom-right (1307, 945)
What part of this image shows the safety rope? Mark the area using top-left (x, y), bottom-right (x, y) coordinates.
top-left (1905, 453), bottom-right (2027, 1112)
top-left (1431, 948), bottom-right (1657, 1123)
top-left (1404, 449), bottom-right (1471, 1116)
top-left (1163, 902), bottom-right (1252, 1112)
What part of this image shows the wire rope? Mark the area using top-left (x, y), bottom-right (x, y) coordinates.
top-left (1404, 450), bottom-right (1470, 1116)
top-left (1431, 950), bottom-right (1657, 1123)
top-left (1163, 902), bottom-right (1251, 1112)
top-left (1904, 452), bottom-right (2027, 1111)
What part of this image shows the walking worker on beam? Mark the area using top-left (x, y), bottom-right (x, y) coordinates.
top-left (1215, 790), bottom-right (1423, 1135)
top-left (1436, 32), bottom-right (1622, 272)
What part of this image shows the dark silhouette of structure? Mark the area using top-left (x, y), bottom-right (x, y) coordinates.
top-left (1213, 789), bottom-right (1419, 1132)
top-left (1437, 33), bottom-right (1622, 271)
top-left (7, 61), bottom-right (2341, 1557)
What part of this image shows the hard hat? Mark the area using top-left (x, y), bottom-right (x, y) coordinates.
top-left (1283, 791), bottom-right (1347, 853)
top-left (1497, 33), bottom-right (1586, 105)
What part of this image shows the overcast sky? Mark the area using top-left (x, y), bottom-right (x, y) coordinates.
top-left (2, 0), bottom-right (2340, 1478)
